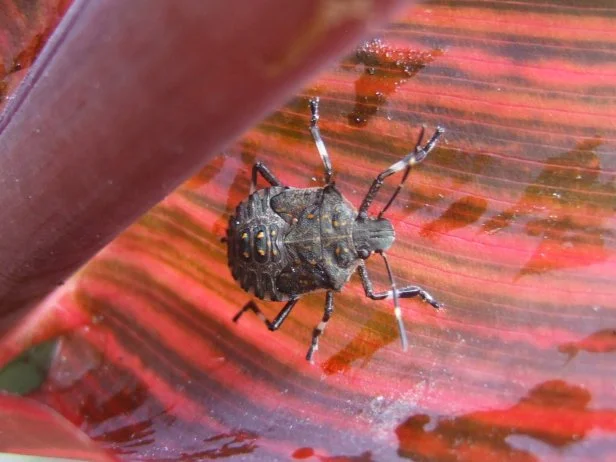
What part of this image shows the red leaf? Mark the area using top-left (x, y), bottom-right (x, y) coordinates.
top-left (2, 1), bottom-right (616, 461)
top-left (0, 394), bottom-right (117, 461)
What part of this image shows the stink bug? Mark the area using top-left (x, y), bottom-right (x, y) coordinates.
top-left (228, 97), bottom-right (444, 362)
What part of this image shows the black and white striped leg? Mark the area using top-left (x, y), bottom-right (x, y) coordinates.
top-left (306, 291), bottom-right (334, 363)
top-left (251, 161), bottom-right (284, 194)
top-left (357, 263), bottom-right (442, 308)
top-left (309, 97), bottom-right (334, 185)
top-left (233, 298), bottom-right (299, 331)
top-left (357, 262), bottom-right (441, 350)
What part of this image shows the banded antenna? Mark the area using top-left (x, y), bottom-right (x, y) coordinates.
top-left (379, 126), bottom-right (445, 218)
top-left (359, 126), bottom-right (444, 219)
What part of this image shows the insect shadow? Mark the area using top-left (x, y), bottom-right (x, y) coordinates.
top-left (227, 97), bottom-right (444, 362)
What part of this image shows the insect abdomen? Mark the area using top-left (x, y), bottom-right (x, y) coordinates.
top-left (236, 224), bottom-right (281, 264)
top-left (227, 187), bottom-right (289, 301)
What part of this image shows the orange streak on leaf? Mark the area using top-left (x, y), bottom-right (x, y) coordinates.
top-left (2, 1), bottom-right (616, 461)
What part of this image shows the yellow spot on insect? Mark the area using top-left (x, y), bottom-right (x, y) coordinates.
top-left (258, 249), bottom-right (266, 256)
top-left (256, 231), bottom-right (264, 239)
top-left (307, 213), bottom-right (315, 219)
top-left (242, 251), bottom-right (250, 258)
top-left (271, 230), bottom-right (277, 236)
top-left (332, 220), bottom-right (339, 228)
top-left (241, 232), bottom-right (248, 239)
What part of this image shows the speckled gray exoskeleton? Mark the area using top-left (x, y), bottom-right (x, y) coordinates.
top-left (228, 97), bottom-right (444, 362)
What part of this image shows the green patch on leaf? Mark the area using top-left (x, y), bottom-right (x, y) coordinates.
top-left (0, 339), bottom-right (58, 395)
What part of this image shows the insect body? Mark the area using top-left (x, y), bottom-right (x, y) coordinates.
top-left (228, 97), bottom-right (444, 362)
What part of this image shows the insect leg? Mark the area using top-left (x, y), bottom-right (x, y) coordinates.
top-left (358, 262), bottom-right (442, 309)
top-left (233, 298), bottom-right (299, 331)
top-left (306, 291), bottom-right (334, 363)
top-left (358, 126), bottom-right (444, 218)
top-left (309, 97), bottom-right (334, 185)
top-left (251, 161), bottom-right (284, 194)
top-left (357, 262), bottom-right (441, 351)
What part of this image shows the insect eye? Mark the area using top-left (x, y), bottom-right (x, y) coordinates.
top-left (358, 248), bottom-right (370, 259)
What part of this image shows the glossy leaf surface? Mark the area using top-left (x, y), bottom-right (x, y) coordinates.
top-left (0, 394), bottom-right (117, 461)
top-left (2, 1), bottom-right (616, 460)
